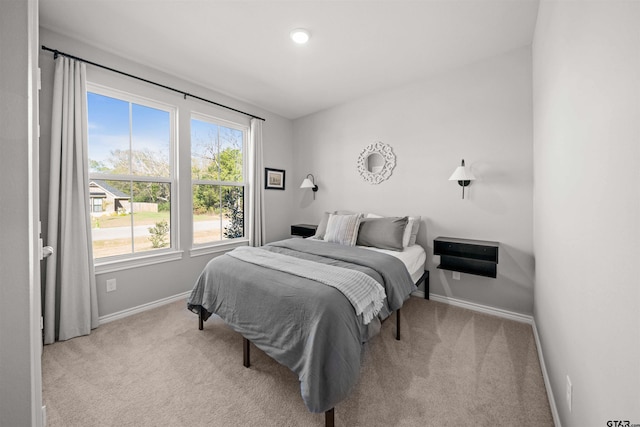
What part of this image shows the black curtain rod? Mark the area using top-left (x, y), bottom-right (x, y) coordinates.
top-left (41, 45), bottom-right (266, 122)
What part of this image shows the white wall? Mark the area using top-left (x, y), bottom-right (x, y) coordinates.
top-left (293, 47), bottom-right (534, 315)
top-left (39, 28), bottom-right (295, 318)
top-left (0, 1), bottom-right (41, 425)
top-left (533, 1), bottom-right (640, 425)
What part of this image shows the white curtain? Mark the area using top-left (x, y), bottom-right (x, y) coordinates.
top-left (44, 56), bottom-right (99, 344)
top-left (248, 118), bottom-right (265, 247)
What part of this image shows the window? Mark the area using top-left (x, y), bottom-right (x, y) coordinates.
top-left (191, 114), bottom-right (247, 246)
top-left (90, 197), bottom-right (104, 213)
top-left (87, 86), bottom-right (175, 260)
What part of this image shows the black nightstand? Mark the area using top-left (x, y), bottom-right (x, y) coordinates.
top-left (291, 224), bottom-right (318, 238)
top-left (434, 236), bottom-right (499, 278)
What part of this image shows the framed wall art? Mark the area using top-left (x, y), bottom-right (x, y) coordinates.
top-left (265, 168), bottom-right (286, 190)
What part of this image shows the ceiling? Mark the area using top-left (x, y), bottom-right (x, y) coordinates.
top-left (39, 0), bottom-right (540, 120)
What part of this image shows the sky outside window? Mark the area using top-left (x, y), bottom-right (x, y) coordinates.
top-left (87, 92), bottom-right (170, 175)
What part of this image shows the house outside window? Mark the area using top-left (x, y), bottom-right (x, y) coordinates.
top-left (191, 114), bottom-right (247, 246)
top-left (87, 85), bottom-right (176, 260)
top-left (89, 180), bottom-right (130, 215)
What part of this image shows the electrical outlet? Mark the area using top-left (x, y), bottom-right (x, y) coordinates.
top-left (452, 271), bottom-right (461, 280)
top-left (106, 278), bottom-right (117, 293)
top-left (566, 375), bottom-right (572, 412)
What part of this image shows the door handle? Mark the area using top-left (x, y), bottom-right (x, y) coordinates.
top-left (41, 245), bottom-right (54, 259)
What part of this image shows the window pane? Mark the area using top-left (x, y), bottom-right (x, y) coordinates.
top-left (131, 181), bottom-right (171, 253)
top-left (90, 180), bottom-right (133, 259)
top-left (87, 92), bottom-right (131, 174)
top-left (191, 119), bottom-right (220, 181)
top-left (87, 87), bottom-right (176, 261)
top-left (221, 186), bottom-right (244, 240)
top-left (193, 184), bottom-right (244, 245)
top-left (219, 127), bottom-right (243, 182)
top-left (132, 104), bottom-right (170, 177)
top-left (90, 180), bottom-right (171, 258)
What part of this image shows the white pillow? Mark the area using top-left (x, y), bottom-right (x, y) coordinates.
top-left (314, 211), bottom-right (336, 239)
top-left (367, 213), bottom-right (420, 247)
top-left (408, 216), bottom-right (421, 246)
top-left (324, 213), bottom-right (362, 246)
top-left (402, 216), bottom-right (421, 246)
top-left (402, 217), bottom-right (415, 247)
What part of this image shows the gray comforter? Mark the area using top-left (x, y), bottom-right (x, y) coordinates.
top-left (187, 238), bottom-right (417, 413)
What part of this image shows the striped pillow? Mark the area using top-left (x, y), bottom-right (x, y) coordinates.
top-left (324, 214), bottom-right (361, 246)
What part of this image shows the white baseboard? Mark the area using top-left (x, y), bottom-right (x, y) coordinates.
top-left (411, 290), bottom-right (427, 299)
top-left (532, 319), bottom-right (562, 427)
top-left (98, 291), bottom-right (191, 325)
top-left (425, 293), bottom-right (533, 324)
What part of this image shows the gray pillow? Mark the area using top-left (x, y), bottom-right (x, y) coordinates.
top-left (356, 216), bottom-right (408, 251)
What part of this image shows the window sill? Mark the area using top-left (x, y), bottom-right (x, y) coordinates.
top-left (190, 239), bottom-right (249, 258)
top-left (95, 250), bottom-right (184, 275)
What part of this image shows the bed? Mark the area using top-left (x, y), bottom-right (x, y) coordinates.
top-left (187, 214), bottom-right (427, 426)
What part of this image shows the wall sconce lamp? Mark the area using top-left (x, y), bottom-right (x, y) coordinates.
top-left (448, 159), bottom-right (476, 199)
top-left (300, 174), bottom-right (319, 199)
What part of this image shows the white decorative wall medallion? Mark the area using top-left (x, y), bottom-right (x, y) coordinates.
top-left (357, 141), bottom-right (396, 184)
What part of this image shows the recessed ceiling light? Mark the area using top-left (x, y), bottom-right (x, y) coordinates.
top-left (290, 28), bottom-right (310, 44)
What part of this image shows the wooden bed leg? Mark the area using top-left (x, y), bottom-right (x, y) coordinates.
top-left (198, 307), bottom-right (204, 331)
top-left (396, 308), bottom-right (401, 341)
top-left (325, 408), bottom-right (334, 427)
top-left (243, 337), bottom-right (251, 368)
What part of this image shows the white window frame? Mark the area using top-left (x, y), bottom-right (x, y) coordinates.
top-left (189, 111), bottom-right (249, 255)
top-left (87, 83), bottom-right (181, 273)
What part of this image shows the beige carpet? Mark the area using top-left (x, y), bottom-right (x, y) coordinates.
top-left (42, 297), bottom-right (553, 426)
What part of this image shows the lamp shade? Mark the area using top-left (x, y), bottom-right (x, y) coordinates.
top-left (300, 178), bottom-right (315, 188)
top-left (448, 166), bottom-right (476, 181)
